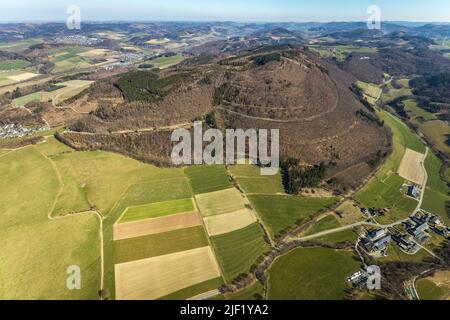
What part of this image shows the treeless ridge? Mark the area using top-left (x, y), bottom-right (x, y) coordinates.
top-left (115, 246), bottom-right (221, 300)
top-left (113, 211), bottom-right (202, 240)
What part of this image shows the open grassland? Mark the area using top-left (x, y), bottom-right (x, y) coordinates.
top-left (211, 223), bottom-right (270, 283)
top-left (0, 38), bottom-right (43, 52)
top-left (357, 81), bottom-right (382, 104)
top-left (397, 148), bottom-right (426, 185)
top-left (48, 47), bottom-right (92, 73)
top-left (268, 247), bottom-right (359, 300)
top-left (304, 215), bottom-right (341, 235)
top-left (378, 243), bottom-right (430, 263)
top-left (118, 198), bottom-right (195, 223)
top-left (417, 279), bottom-right (448, 300)
top-left (185, 165), bottom-right (231, 194)
top-left (0, 59), bottom-right (32, 71)
top-left (404, 99), bottom-right (437, 122)
top-left (420, 120), bottom-right (450, 155)
top-left (310, 45), bottom-right (376, 62)
top-left (0, 146), bottom-right (100, 299)
top-left (229, 164), bottom-right (285, 194)
top-left (113, 211), bottom-right (202, 240)
top-left (12, 91), bottom-right (43, 107)
top-left (12, 80), bottom-right (93, 106)
top-left (249, 195), bottom-right (339, 238)
top-left (381, 79), bottom-right (412, 103)
top-left (203, 208), bottom-right (257, 236)
top-left (114, 226), bottom-right (209, 264)
top-left (195, 188), bottom-right (247, 217)
top-left (422, 152), bottom-right (449, 224)
top-left (32, 139), bottom-right (191, 298)
top-left (315, 228), bottom-right (358, 244)
top-left (115, 246), bottom-right (221, 300)
top-left (148, 53), bottom-right (186, 69)
top-left (355, 109), bottom-right (424, 221)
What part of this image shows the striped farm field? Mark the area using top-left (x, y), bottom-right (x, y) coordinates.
top-left (185, 165), bottom-right (231, 194)
top-left (115, 246), bottom-right (221, 300)
top-left (195, 188), bottom-right (248, 217)
top-left (113, 211), bottom-right (202, 240)
top-left (203, 208), bottom-right (257, 236)
top-left (118, 198), bottom-right (195, 223)
top-left (249, 195), bottom-right (339, 239)
top-left (114, 226), bottom-right (209, 264)
top-left (211, 223), bottom-right (270, 283)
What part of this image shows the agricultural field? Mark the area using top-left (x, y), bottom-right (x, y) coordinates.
top-left (381, 78), bottom-right (412, 103)
top-left (115, 246), bottom-right (221, 300)
top-left (114, 226), bottom-right (209, 264)
top-left (229, 164), bottom-right (285, 194)
top-left (211, 223), bottom-right (270, 283)
top-left (12, 91), bottom-right (43, 107)
top-left (397, 148), bottom-right (426, 185)
top-left (203, 208), bottom-right (257, 236)
top-left (310, 45), bottom-right (376, 62)
top-left (420, 120), bottom-right (450, 156)
top-left (13, 79), bottom-right (94, 106)
top-left (422, 152), bottom-right (449, 224)
top-left (113, 211), bottom-right (202, 240)
top-left (48, 46), bottom-right (93, 73)
top-left (0, 59), bottom-right (32, 71)
top-left (356, 81), bottom-right (382, 105)
top-left (268, 247), bottom-right (360, 300)
top-left (355, 109), bottom-right (425, 222)
top-left (147, 53), bottom-right (186, 69)
top-left (0, 144), bottom-right (101, 299)
top-left (185, 165), bottom-right (231, 194)
top-left (249, 195), bottom-right (339, 238)
top-left (0, 38), bottom-right (43, 52)
top-left (0, 70), bottom-right (39, 87)
top-left (303, 215), bottom-right (341, 236)
top-left (118, 198), bottom-right (195, 223)
top-left (404, 99), bottom-right (437, 122)
top-left (417, 271), bottom-right (450, 300)
top-left (195, 188), bottom-right (247, 217)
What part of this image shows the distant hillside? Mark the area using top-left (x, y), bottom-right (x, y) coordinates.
top-left (61, 47), bottom-right (389, 190)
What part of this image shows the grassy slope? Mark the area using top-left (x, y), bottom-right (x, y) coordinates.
top-left (229, 164), bottom-right (285, 194)
top-left (355, 109), bottom-right (424, 222)
top-left (118, 198), bottom-right (194, 223)
top-left (185, 165), bottom-right (231, 194)
top-left (268, 247), bottom-right (359, 300)
top-left (0, 59), bottom-right (32, 71)
top-left (420, 120), bottom-right (450, 155)
top-left (249, 195), bottom-right (339, 238)
top-left (422, 152), bottom-right (449, 223)
top-left (211, 223), bottom-right (270, 283)
top-left (416, 279), bottom-right (447, 300)
top-left (0, 146), bottom-right (100, 299)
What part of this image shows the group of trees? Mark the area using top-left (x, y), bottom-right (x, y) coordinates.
top-left (281, 158), bottom-right (326, 194)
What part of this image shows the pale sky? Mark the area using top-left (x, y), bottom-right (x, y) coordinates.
top-left (0, 0), bottom-right (449, 23)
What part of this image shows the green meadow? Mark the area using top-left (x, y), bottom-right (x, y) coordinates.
top-left (211, 223), bottom-right (270, 283)
top-left (355, 109), bottom-right (425, 222)
top-left (249, 195), bottom-right (339, 238)
top-left (118, 198), bottom-right (194, 223)
top-left (268, 247), bottom-right (359, 300)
